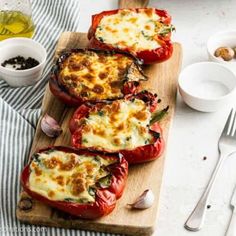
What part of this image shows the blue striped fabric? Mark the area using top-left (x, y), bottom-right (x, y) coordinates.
top-left (0, 0), bottom-right (119, 235)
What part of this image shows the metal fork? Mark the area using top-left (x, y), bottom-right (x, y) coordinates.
top-left (185, 109), bottom-right (236, 231)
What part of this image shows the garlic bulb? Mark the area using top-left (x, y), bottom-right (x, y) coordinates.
top-left (41, 114), bottom-right (62, 138)
top-left (128, 189), bottom-right (154, 209)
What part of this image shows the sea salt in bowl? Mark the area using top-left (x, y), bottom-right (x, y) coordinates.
top-left (0, 37), bottom-right (47, 87)
top-left (178, 62), bottom-right (236, 112)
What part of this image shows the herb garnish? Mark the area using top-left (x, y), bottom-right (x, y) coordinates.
top-left (32, 153), bottom-right (40, 162)
top-left (97, 175), bottom-right (112, 188)
top-left (141, 30), bottom-right (152, 40)
top-left (98, 37), bottom-right (104, 42)
top-left (78, 198), bottom-right (90, 204)
top-left (88, 187), bottom-right (96, 197)
top-left (64, 198), bottom-right (74, 202)
top-left (159, 25), bottom-right (175, 36)
top-left (152, 132), bottom-right (160, 139)
top-left (82, 138), bottom-right (88, 143)
top-left (97, 111), bottom-right (104, 116)
top-left (45, 149), bottom-right (55, 154)
top-left (145, 139), bottom-right (150, 144)
top-left (150, 106), bottom-right (169, 125)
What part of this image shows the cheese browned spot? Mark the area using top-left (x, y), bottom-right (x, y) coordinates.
top-left (95, 8), bottom-right (166, 52)
top-left (29, 150), bottom-right (117, 203)
top-left (48, 191), bottom-right (55, 198)
top-left (58, 50), bottom-right (140, 100)
top-left (55, 175), bottom-right (64, 186)
top-left (34, 166), bottom-right (42, 176)
top-left (133, 110), bottom-right (148, 121)
top-left (81, 99), bottom-right (153, 151)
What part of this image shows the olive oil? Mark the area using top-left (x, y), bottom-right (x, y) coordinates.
top-left (0, 11), bottom-right (35, 40)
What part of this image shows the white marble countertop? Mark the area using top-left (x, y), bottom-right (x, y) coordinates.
top-left (79, 1), bottom-right (236, 235)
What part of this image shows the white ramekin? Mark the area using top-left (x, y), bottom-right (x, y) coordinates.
top-left (0, 37), bottom-right (47, 87)
top-left (178, 62), bottom-right (236, 112)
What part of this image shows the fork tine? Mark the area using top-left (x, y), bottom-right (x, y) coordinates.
top-left (222, 109), bottom-right (234, 136)
top-left (231, 111), bottom-right (236, 136)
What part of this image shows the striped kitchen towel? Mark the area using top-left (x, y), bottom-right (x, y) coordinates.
top-left (0, 0), bottom-right (119, 235)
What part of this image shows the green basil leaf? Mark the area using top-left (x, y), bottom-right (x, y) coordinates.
top-left (45, 149), bottom-right (55, 154)
top-left (150, 106), bottom-right (169, 125)
top-left (88, 187), bottom-right (96, 197)
top-left (64, 198), bottom-right (75, 202)
top-left (82, 138), bottom-right (88, 143)
top-left (78, 198), bottom-right (90, 204)
top-left (159, 25), bottom-right (175, 36)
top-left (32, 153), bottom-right (40, 162)
top-left (98, 37), bottom-right (104, 42)
top-left (97, 175), bottom-right (112, 188)
top-left (97, 111), bottom-right (104, 116)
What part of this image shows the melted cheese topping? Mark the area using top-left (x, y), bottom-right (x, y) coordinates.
top-left (95, 8), bottom-right (164, 52)
top-left (82, 99), bottom-right (153, 151)
top-left (29, 150), bottom-right (116, 203)
top-left (59, 51), bottom-right (135, 100)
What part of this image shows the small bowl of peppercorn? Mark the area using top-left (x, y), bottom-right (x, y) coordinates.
top-left (207, 30), bottom-right (236, 74)
top-left (0, 37), bottom-right (47, 87)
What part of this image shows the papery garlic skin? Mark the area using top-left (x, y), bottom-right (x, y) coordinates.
top-left (128, 189), bottom-right (154, 209)
top-left (41, 114), bottom-right (62, 138)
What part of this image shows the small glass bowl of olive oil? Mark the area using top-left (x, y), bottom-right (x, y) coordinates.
top-left (0, 0), bottom-right (35, 41)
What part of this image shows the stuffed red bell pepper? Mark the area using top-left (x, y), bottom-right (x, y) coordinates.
top-left (69, 91), bottom-right (167, 164)
top-left (88, 8), bottom-right (175, 64)
top-left (49, 48), bottom-right (147, 106)
top-left (21, 146), bottom-right (128, 219)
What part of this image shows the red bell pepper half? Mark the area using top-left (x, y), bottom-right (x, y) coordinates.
top-left (21, 146), bottom-right (128, 219)
top-left (49, 48), bottom-right (147, 106)
top-left (69, 91), bottom-right (166, 164)
top-left (88, 8), bottom-right (174, 64)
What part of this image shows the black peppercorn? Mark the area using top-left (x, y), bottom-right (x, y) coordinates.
top-left (1, 56), bottom-right (40, 70)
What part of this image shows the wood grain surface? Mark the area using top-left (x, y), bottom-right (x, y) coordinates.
top-left (16, 31), bottom-right (182, 236)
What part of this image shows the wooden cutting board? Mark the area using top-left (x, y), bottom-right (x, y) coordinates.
top-left (16, 1), bottom-right (182, 235)
top-left (16, 33), bottom-right (182, 236)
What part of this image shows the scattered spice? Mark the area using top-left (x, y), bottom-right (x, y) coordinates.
top-left (207, 205), bottom-right (211, 209)
top-left (157, 99), bottom-right (162, 103)
top-left (203, 156), bottom-right (207, 161)
top-left (1, 56), bottom-right (39, 70)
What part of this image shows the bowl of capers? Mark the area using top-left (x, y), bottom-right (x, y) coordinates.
top-left (207, 30), bottom-right (236, 74)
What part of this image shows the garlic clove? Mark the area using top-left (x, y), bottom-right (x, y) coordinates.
top-left (128, 189), bottom-right (155, 209)
top-left (41, 113), bottom-right (62, 138)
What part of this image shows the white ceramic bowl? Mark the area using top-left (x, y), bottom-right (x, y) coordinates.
top-left (207, 30), bottom-right (236, 74)
top-left (0, 37), bottom-right (47, 87)
top-left (178, 62), bottom-right (236, 112)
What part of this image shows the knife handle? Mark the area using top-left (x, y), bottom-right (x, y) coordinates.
top-left (226, 207), bottom-right (236, 236)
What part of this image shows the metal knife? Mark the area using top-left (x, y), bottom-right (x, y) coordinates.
top-left (226, 186), bottom-right (236, 236)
